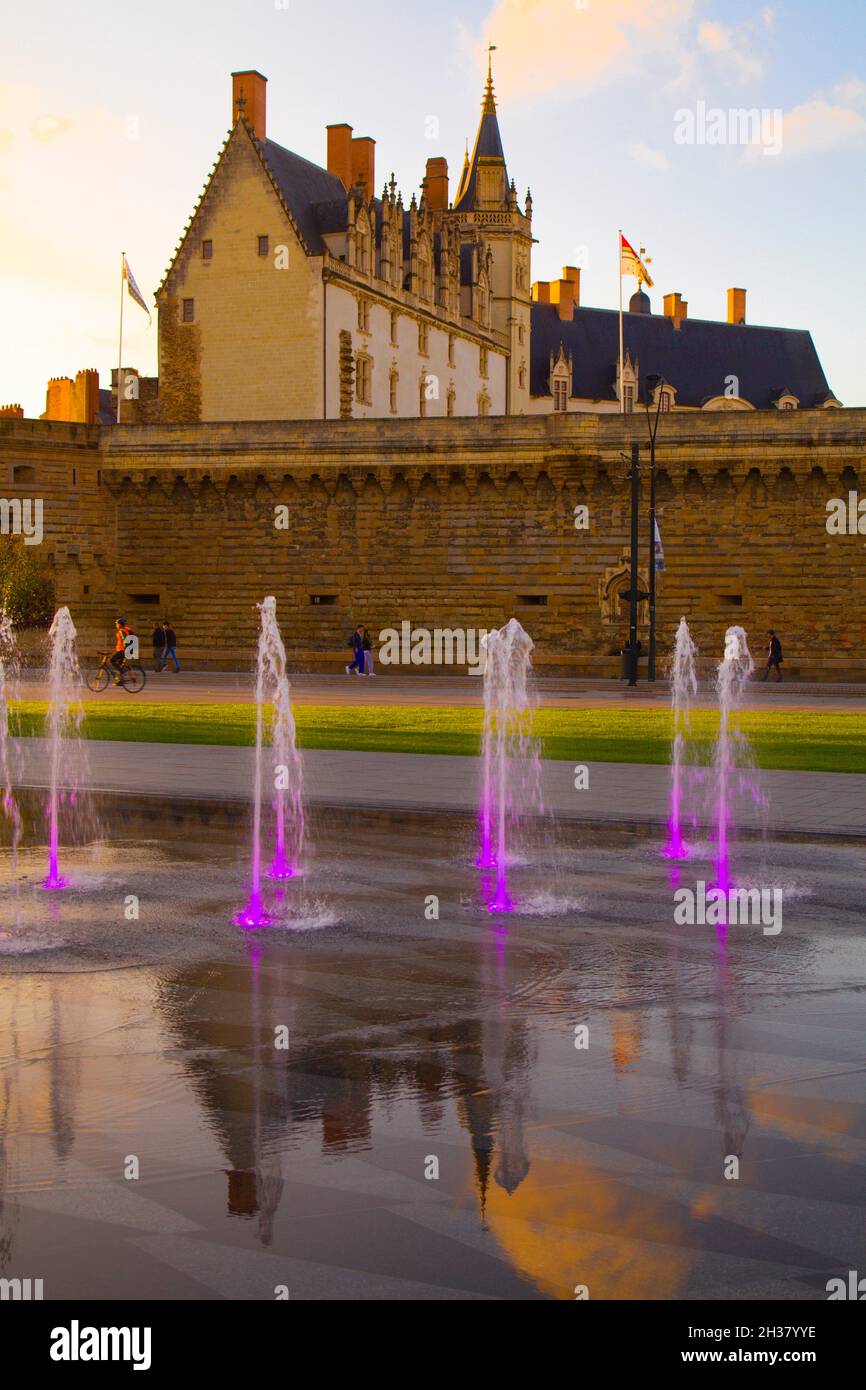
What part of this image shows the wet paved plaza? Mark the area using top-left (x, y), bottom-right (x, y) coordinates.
top-left (1, 804), bottom-right (864, 1299)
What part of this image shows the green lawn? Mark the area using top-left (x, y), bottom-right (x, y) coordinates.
top-left (9, 701), bottom-right (866, 773)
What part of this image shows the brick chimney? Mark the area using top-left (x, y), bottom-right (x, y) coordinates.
top-left (327, 124), bottom-right (353, 190)
top-left (664, 291), bottom-right (688, 330)
top-left (562, 265), bottom-right (580, 306)
top-left (232, 71), bottom-right (267, 141)
top-left (0, 404), bottom-right (24, 418)
top-left (350, 136), bottom-right (375, 195)
top-left (531, 281), bottom-right (551, 303)
top-left (727, 287), bottom-right (747, 325)
top-left (423, 157), bottom-right (449, 210)
top-left (550, 268), bottom-right (578, 321)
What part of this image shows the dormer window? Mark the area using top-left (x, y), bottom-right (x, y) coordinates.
top-left (553, 380), bottom-right (568, 412)
top-left (659, 390), bottom-right (672, 413)
top-left (624, 385), bottom-right (634, 413)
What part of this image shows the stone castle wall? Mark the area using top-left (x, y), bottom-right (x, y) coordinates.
top-left (1, 411), bottom-right (864, 677)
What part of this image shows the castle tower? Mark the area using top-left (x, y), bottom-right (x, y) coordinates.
top-left (449, 49), bottom-right (533, 412)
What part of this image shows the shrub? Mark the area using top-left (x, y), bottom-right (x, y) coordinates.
top-left (0, 538), bottom-right (55, 628)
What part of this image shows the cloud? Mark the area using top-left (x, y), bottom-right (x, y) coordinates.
top-left (631, 142), bottom-right (670, 172)
top-left (778, 97), bottom-right (866, 156)
top-left (697, 20), bottom-right (765, 84)
top-left (466, 0), bottom-right (696, 103)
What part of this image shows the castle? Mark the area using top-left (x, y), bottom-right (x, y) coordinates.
top-left (5, 61), bottom-right (839, 427)
top-left (0, 63), bottom-right (862, 679)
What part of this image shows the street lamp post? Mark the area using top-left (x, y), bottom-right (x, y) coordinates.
top-left (644, 374), bottom-right (666, 683)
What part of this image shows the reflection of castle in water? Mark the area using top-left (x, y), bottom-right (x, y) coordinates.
top-left (155, 934), bottom-right (535, 1237)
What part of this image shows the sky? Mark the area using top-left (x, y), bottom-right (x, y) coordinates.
top-left (1, 0), bottom-right (864, 416)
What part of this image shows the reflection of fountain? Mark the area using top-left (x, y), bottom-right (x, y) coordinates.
top-left (476, 618), bottom-right (540, 913)
top-left (235, 597), bottom-right (304, 929)
top-left (0, 613), bottom-right (21, 872)
top-left (711, 625), bottom-right (755, 892)
top-left (664, 617), bottom-right (698, 860)
top-left (41, 607), bottom-right (85, 892)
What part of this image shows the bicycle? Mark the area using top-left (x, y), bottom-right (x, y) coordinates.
top-left (86, 652), bottom-right (147, 694)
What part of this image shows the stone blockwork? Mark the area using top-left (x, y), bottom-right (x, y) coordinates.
top-left (1, 412), bottom-right (864, 676)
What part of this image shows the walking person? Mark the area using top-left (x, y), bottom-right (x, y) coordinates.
top-left (345, 624), bottom-right (365, 675)
top-left (760, 629), bottom-right (783, 682)
top-left (160, 619), bottom-right (180, 673)
top-left (363, 627), bottom-right (375, 676)
top-left (152, 621), bottom-right (165, 673)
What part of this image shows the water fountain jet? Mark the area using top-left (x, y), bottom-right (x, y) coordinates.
top-left (41, 607), bottom-right (85, 892)
top-left (0, 612), bottom-right (22, 868)
top-left (711, 625), bottom-right (754, 893)
top-left (234, 597), bottom-right (304, 929)
top-left (477, 618), bottom-right (539, 913)
top-left (663, 617), bottom-right (698, 860)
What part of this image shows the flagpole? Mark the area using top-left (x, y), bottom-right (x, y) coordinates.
top-left (116, 252), bottom-right (125, 425)
top-left (617, 229), bottom-right (624, 415)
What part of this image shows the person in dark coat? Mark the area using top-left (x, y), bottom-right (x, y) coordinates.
top-left (152, 621), bottom-right (165, 672)
top-left (345, 624), bottom-right (365, 675)
top-left (362, 627), bottom-right (375, 676)
top-left (160, 619), bottom-right (180, 673)
top-left (761, 629), bottom-right (783, 682)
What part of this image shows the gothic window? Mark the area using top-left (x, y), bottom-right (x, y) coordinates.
top-left (418, 321), bottom-right (429, 355)
top-left (357, 297), bottom-right (370, 333)
top-left (659, 389), bottom-right (671, 412)
top-left (553, 379), bottom-right (568, 412)
top-left (624, 385), bottom-right (634, 413)
top-left (355, 353), bottom-right (372, 404)
top-left (390, 310), bottom-right (399, 346)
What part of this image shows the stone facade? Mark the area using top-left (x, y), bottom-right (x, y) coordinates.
top-left (1, 410), bottom-right (863, 678)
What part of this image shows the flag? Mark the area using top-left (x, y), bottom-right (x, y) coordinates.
top-left (122, 255), bottom-right (151, 324)
top-left (654, 518), bottom-right (665, 572)
top-left (620, 233), bottom-right (654, 288)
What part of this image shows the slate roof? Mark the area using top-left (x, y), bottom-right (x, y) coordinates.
top-left (260, 139), bottom-right (347, 253)
top-left (530, 302), bottom-right (834, 409)
top-left (453, 101), bottom-right (509, 210)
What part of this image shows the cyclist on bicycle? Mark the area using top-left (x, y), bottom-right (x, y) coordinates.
top-left (110, 617), bottom-right (132, 685)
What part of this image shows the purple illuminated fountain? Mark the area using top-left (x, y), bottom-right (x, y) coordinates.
top-left (664, 617), bottom-right (698, 860)
top-left (711, 625), bottom-right (754, 892)
top-left (0, 612), bottom-right (22, 866)
top-left (235, 596), bottom-right (304, 929)
top-left (42, 606), bottom-right (85, 891)
top-left (477, 618), bottom-right (540, 913)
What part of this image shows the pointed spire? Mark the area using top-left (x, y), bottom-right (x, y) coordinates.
top-left (483, 43), bottom-right (497, 115)
top-left (453, 47), bottom-right (509, 211)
